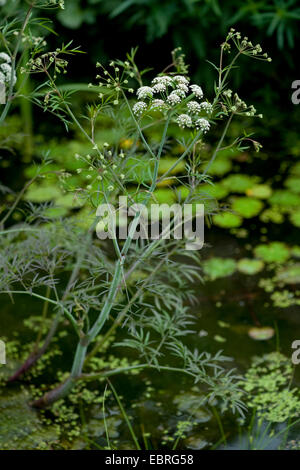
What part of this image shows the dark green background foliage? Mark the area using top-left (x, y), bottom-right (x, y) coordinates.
top-left (53, 0), bottom-right (299, 87)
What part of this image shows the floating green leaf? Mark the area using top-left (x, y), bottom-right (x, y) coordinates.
top-left (284, 177), bottom-right (300, 194)
top-left (232, 197), bottom-right (264, 218)
top-left (198, 183), bottom-right (229, 199)
top-left (269, 190), bottom-right (300, 207)
top-left (254, 242), bottom-right (290, 263)
top-left (260, 208), bottom-right (284, 224)
top-left (222, 174), bottom-right (260, 193)
top-left (204, 157), bottom-right (232, 176)
top-left (289, 210), bottom-right (300, 228)
top-left (276, 264), bottom-right (300, 284)
top-left (25, 182), bottom-right (62, 202)
top-left (213, 212), bottom-right (242, 228)
top-left (203, 257), bottom-right (236, 280)
top-left (237, 258), bottom-right (264, 275)
top-left (246, 184), bottom-right (272, 199)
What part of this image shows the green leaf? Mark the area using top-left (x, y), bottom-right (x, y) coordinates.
top-left (284, 177), bottom-right (300, 194)
top-left (213, 212), bottom-right (242, 228)
top-left (203, 257), bottom-right (236, 280)
top-left (276, 264), bottom-right (300, 284)
top-left (289, 210), bottom-right (300, 227)
top-left (269, 190), bottom-right (300, 207)
top-left (198, 183), bottom-right (229, 199)
top-left (231, 197), bottom-right (264, 218)
top-left (237, 258), bottom-right (264, 275)
top-left (254, 242), bottom-right (290, 263)
top-left (222, 174), bottom-right (260, 193)
top-left (246, 184), bottom-right (272, 199)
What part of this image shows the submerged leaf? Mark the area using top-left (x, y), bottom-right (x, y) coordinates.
top-left (203, 257), bottom-right (236, 280)
top-left (237, 258), bottom-right (264, 275)
top-left (248, 327), bottom-right (275, 341)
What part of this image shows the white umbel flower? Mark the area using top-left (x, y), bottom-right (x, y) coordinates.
top-left (195, 118), bottom-right (210, 133)
top-left (167, 92), bottom-right (181, 106)
top-left (199, 102), bottom-right (213, 114)
top-left (152, 75), bottom-right (173, 86)
top-left (153, 82), bottom-right (166, 93)
top-left (133, 101), bottom-right (147, 116)
top-left (0, 52), bottom-right (11, 63)
top-left (173, 75), bottom-right (189, 85)
top-left (190, 84), bottom-right (203, 99)
top-left (187, 100), bottom-right (201, 114)
top-left (176, 83), bottom-right (189, 94)
top-left (136, 86), bottom-right (153, 100)
top-left (0, 62), bottom-right (16, 85)
top-left (173, 88), bottom-right (187, 99)
top-left (151, 99), bottom-right (166, 111)
top-left (176, 114), bottom-right (192, 129)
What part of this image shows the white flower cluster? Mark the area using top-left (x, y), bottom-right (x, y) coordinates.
top-left (195, 118), bottom-right (210, 133)
top-left (0, 52), bottom-right (16, 87)
top-left (133, 74), bottom-right (212, 133)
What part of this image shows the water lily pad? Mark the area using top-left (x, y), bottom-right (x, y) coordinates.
top-left (204, 157), bottom-right (232, 176)
top-left (222, 174), bottom-right (260, 193)
top-left (289, 210), bottom-right (300, 228)
top-left (158, 157), bottom-right (185, 175)
top-left (254, 242), bottom-right (290, 263)
top-left (276, 264), bottom-right (300, 284)
top-left (284, 177), bottom-right (300, 194)
top-left (237, 258), bottom-right (264, 275)
top-left (173, 393), bottom-right (211, 422)
top-left (185, 435), bottom-right (208, 450)
top-left (152, 188), bottom-right (176, 204)
top-left (246, 184), bottom-right (272, 199)
top-left (260, 208), bottom-right (284, 224)
top-left (232, 197), bottom-right (264, 218)
top-left (25, 182), bottom-right (62, 202)
top-left (213, 212), bottom-right (242, 228)
top-left (43, 206), bottom-right (68, 219)
top-left (203, 257), bottom-right (236, 280)
top-left (198, 183), bottom-right (229, 200)
top-left (255, 242), bottom-right (290, 263)
top-left (269, 190), bottom-right (300, 207)
top-left (248, 327), bottom-right (275, 341)
top-left (291, 246), bottom-right (300, 258)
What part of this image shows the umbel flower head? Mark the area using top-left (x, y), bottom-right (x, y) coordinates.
top-left (0, 52), bottom-right (16, 86)
top-left (132, 73), bottom-right (212, 133)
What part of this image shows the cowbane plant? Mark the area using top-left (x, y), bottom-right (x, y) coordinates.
top-left (0, 4), bottom-right (271, 418)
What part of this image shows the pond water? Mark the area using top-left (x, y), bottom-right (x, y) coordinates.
top-left (1, 227), bottom-right (300, 450)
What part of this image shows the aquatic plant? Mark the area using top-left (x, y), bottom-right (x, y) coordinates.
top-left (0, 3), bottom-right (271, 418)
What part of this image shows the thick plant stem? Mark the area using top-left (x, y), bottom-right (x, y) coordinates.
top-left (32, 339), bottom-right (88, 408)
top-left (31, 262), bottom-right (123, 407)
